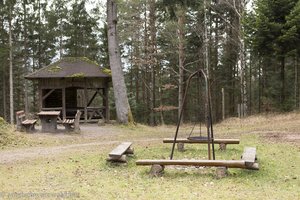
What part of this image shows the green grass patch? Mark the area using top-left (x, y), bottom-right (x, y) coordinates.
top-left (0, 113), bottom-right (300, 199)
top-left (0, 134), bottom-right (299, 199)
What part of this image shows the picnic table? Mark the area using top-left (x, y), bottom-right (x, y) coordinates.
top-left (37, 111), bottom-right (61, 133)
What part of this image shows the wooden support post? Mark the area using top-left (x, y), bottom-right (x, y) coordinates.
top-left (104, 87), bottom-right (110, 122)
top-left (62, 88), bottom-right (66, 120)
top-left (24, 80), bottom-right (29, 118)
top-left (219, 143), bottom-right (226, 151)
top-left (39, 87), bottom-right (43, 111)
top-left (84, 85), bottom-right (88, 123)
top-left (107, 154), bottom-right (127, 163)
top-left (177, 142), bottom-right (185, 152)
top-left (125, 147), bottom-right (134, 155)
top-left (216, 167), bottom-right (228, 179)
top-left (150, 165), bottom-right (164, 177)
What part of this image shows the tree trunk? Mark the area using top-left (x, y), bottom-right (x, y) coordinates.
top-left (149, 0), bottom-right (157, 126)
top-left (23, 0), bottom-right (29, 117)
top-left (280, 56), bottom-right (285, 104)
top-left (107, 0), bottom-right (132, 124)
top-left (177, 8), bottom-right (186, 123)
top-left (0, 5), bottom-right (7, 120)
top-left (9, 5), bottom-right (14, 124)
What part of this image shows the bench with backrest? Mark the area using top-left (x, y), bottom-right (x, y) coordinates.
top-left (107, 142), bottom-right (134, 163)
top-left (16, 110), bottom-right (37, 132)
top-left (163, 138), bottom-right (240, 151)
top-left (62, 110), bottom-right (81, 132)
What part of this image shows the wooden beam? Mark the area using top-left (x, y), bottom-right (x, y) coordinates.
top-left (163, 138), bottom-right (240, 144)
top-left (136, 159), bottom-right (259, 170)
top-left (42, 89), bottom-right (55, 101)
top-left (87, 91), bottom-right (98, 107)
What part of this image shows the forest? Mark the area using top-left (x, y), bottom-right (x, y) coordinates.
top-left (0, 0), bottom-right (300, 125)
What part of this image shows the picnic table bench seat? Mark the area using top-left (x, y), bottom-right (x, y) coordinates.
top-left (16, 110), bottom-right (37, 133)
top-left (62, 110), bottom-right (81, 132)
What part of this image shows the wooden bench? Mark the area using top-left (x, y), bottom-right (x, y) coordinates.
top-left (241, 147), bottom-right (258, 168)
top-left (136, 146), bottom-right (259, 177)
top-left (107, 142), bottom-right (134, 163)
top-left (163, 138), bottom-right (240, 151)
top-left (62, 110), bottom-right (81, 132)
top-left (16, 110), bottom-right (37, 133)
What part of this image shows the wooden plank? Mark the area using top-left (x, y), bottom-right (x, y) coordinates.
top-left (17, 114), bottom-right (26, 119)
top-left (109, 142), bottom-right (132, 157)
top-left (136, 159), bottom-right (259, 170)
top-left (22, 119), bottom-right (37, 125)
top-left (16, 110), bottom-right (25, 115)
top-left (37, 111), bottom-right (61, 116)
top-left (163, 138), bottom-right (240, 144)
top-left (241, 147), bottom-right (256, 164)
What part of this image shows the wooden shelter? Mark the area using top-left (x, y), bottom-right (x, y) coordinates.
top-left (26, 57), bottom-right (111, 122)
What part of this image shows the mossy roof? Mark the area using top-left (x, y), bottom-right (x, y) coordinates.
top-left (25, 57), bottom-right (111, 79)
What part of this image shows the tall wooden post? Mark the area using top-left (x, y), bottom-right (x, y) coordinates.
top-left (24, 80), bottom-right (29, 117)
top-left (39, 86), bottom-right (43, 111)
top-left (84, 85), bottom-right (88, 123)
top-left (62, 87), bottom-right (66, 120)
top-left (103, 87), bottom-right (110, 122)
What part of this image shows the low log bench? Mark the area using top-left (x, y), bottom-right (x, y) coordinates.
top-left (241, 147), bottom-right (258, 168)
top-left (62, 110), bottom-right (81, 132)
top-left (16, 110), bottom-right (37, 133)
top-left (136, 147), bottom-right (258, 177)
top-left (107, 142), bottom-right (134, 163)
top-left (163, 138), bottom-right (240, 151)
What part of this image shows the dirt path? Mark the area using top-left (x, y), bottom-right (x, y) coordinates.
top-left (0, 138), bottom-right (161, 164)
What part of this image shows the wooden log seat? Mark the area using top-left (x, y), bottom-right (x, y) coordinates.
top-left (163, 138), bottom-right (240, 150)
top-left (62, 110), bottom-right (81, 132)
top-left (241, 147), bottom-right (258, 168)
top-left (136, 147), bottom-right (259, 176)
top-left (107, 142), bottom-right (134, 163)
top-left (16, 110), bottom-right (37, 133)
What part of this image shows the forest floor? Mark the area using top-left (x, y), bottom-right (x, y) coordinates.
top-left (0, 113), bottom-right (300, 199)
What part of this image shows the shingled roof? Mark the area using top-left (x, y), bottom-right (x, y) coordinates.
top-left (26, 57), bottom-right (111, 79)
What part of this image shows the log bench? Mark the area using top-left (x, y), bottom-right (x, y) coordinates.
top-left (163, 138), bottom-right (240, 151)
top-left (16, 110), bottom-right (37, 133)
top-left (107, 142), bottom-right (134, 163)
top-left (62, 110), bottom-right (81, 132)
top-left (136, 147), bottom-right (258, 177)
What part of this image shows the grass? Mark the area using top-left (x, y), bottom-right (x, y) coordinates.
top-left (0, 113), bottom-right (300, 199)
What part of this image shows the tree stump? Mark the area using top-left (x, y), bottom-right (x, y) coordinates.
top-left (177, 142), bottom-right (185, 152)
top-left (215, 167), bottom-right (228, 179)
top-left (219, 143), bottom-right (227, 151)
top-left (150, 165), bottom-right (164, 177)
